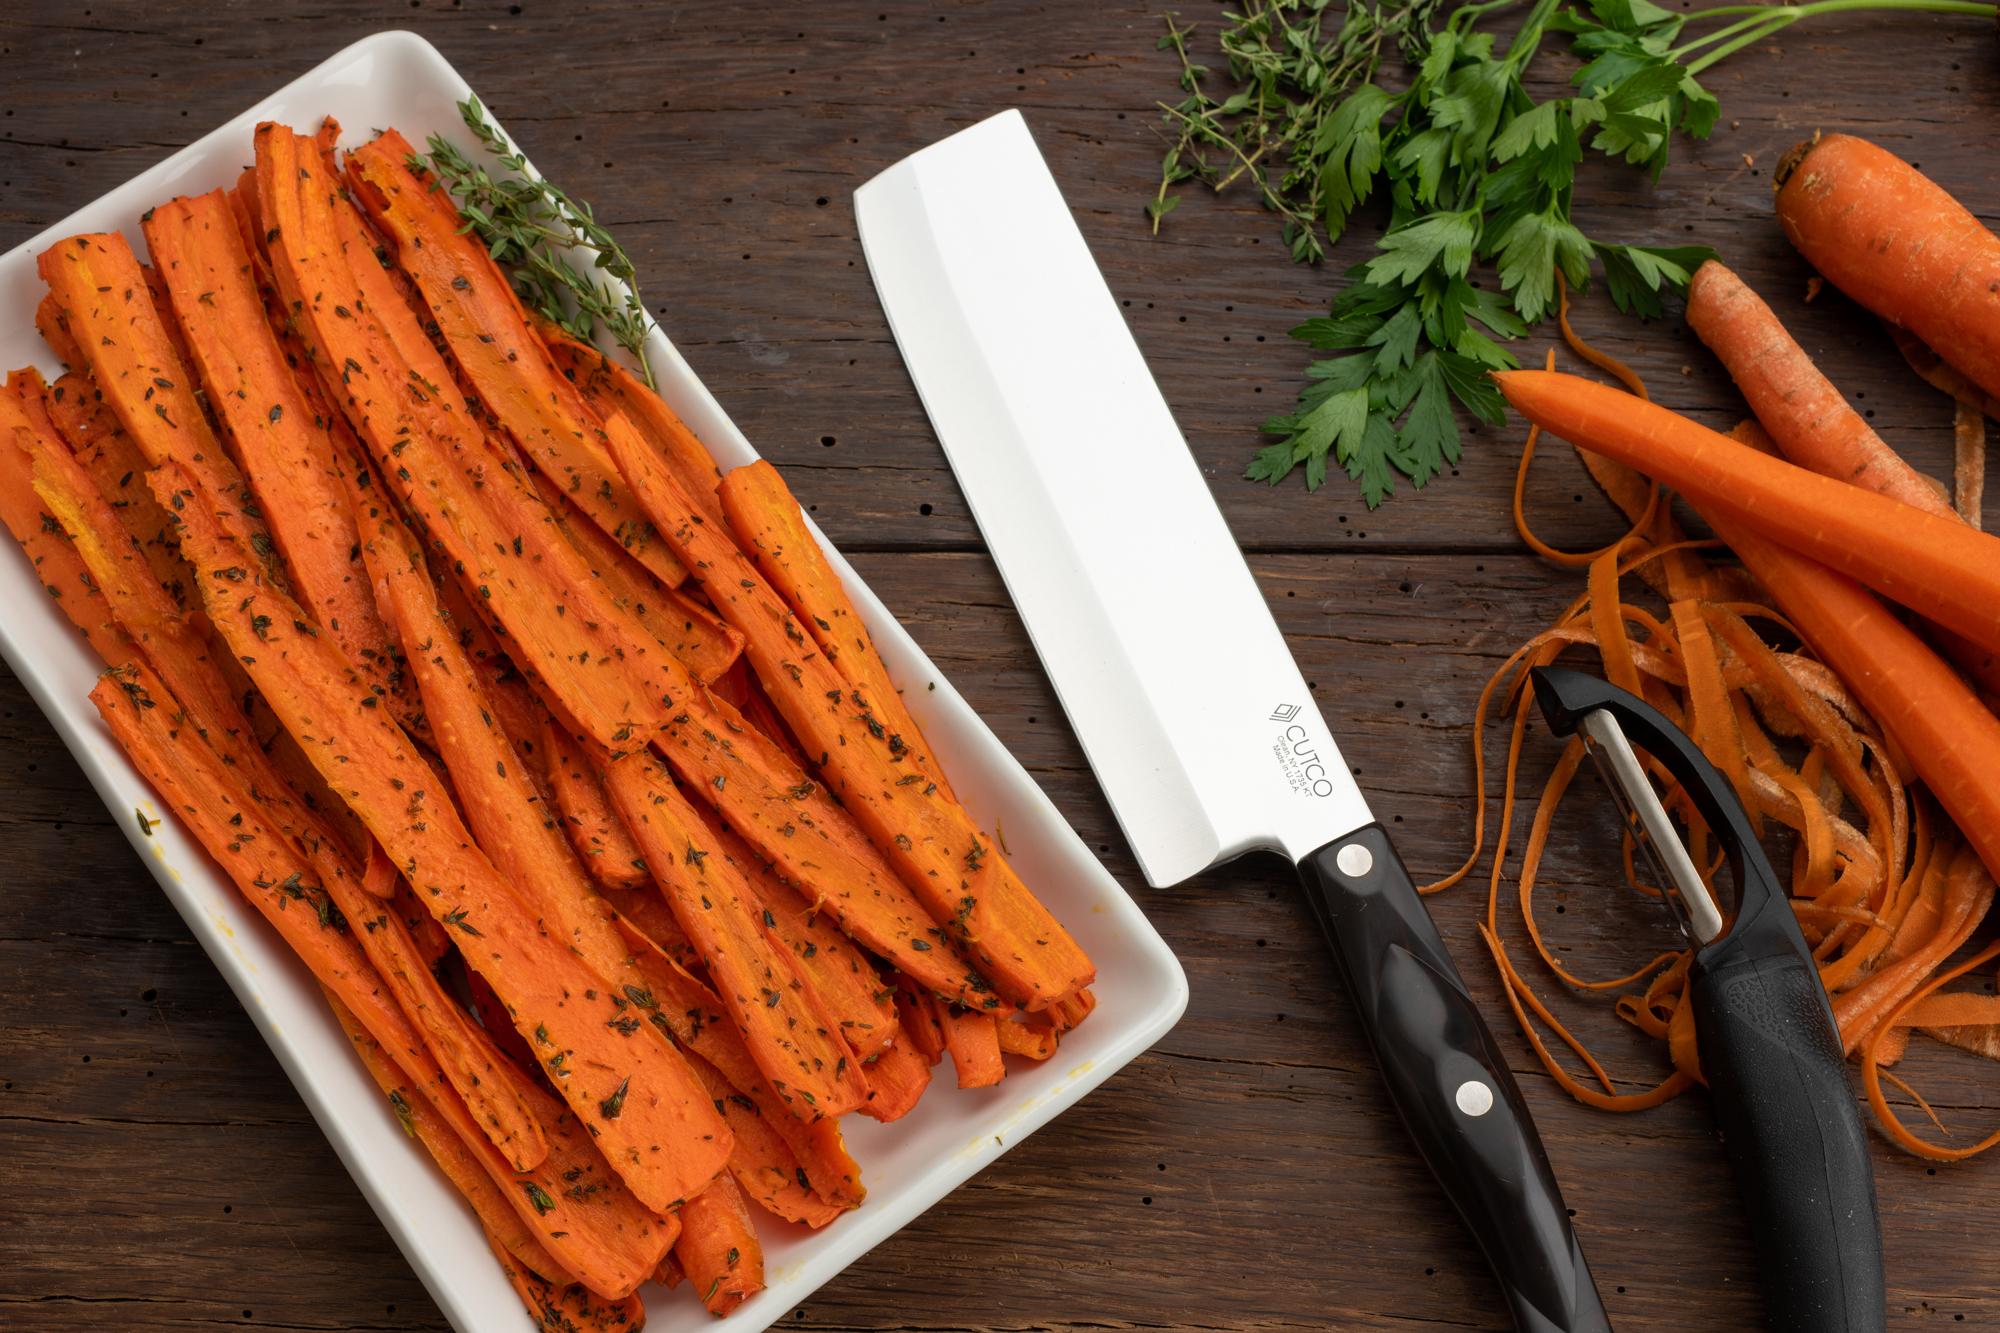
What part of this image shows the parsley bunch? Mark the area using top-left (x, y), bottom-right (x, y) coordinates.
top-left (1155, 0), bottom-right (1998, 506)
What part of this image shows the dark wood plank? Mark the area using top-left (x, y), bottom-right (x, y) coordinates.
top-left (3, 3), bottom-right (1998, 1332)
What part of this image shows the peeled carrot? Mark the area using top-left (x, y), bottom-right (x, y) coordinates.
top-left (997, 1019), bottom-right (1060, 1062)
top-left (681, 1048), bottom-right (845, 1229)
top-left (34, 231), bottom-right (275, 567)
top-left (486, 1230), bottom-right (647, 1333)
top-left (1493, 370), bottom-right (2000, 660)
top-left (332, 997), bottom-right (570, 1285)
top-left (614, 913), bottom-right (865, 1210)
top-left (538, 315), bottom-right (727, 530)
top-left (1686, 260), bottom-right (1950, 515)
top-left (1709, 517), bottom-right (2000, 888)
top-left (91, 665), bottom-right (673, 1296)
top-left (143, 192), bottom-right (408, 714)
top-left (253, 122), bottom-right (680, 753)
top-left (938, 1007), bottom-right (1005, 1090)
top-left (689, 799), bottom-right (900, 1060)
top-left (159, 466), bottom-right (731, 1214)
top-left (717, 458), bottom-right (954, 798)
top-left (672, 1172), bottom-right (764, 1317)
top-left (608, 422), bottom-right (1093, 1009)
top-left (856, 1037), bottom-right (932, 1123)
top-left (600, 749), bottom-right (869, 1118)
top-left (344, 133), bottom-right (690, 590)
top-left (540, 705), bottom-right (660, 892)
top-left (1776, 133), bottom-right (2000, 404)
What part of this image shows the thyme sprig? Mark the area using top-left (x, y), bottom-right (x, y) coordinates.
top-left (421, 95), bottom-right (660, 388)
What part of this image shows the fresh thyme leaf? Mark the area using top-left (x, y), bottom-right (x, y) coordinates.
top-left (422, 95), bottom-right (660, 388)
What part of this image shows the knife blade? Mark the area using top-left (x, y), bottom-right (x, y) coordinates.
top-left (856, 109), bottom-right (1611, 1333)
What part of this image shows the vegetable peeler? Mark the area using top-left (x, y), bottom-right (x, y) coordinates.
top-left (1530, 666), bottom-right (1885, 1333)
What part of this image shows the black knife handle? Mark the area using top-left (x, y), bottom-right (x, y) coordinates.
top-left (1690, 899), bottom-right (1884, 1333)
top-left (1299, 823), bottom-right (1610, 1333)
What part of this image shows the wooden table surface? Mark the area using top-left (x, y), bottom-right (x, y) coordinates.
top-left (6, 3), bottom-right (2000, 1329)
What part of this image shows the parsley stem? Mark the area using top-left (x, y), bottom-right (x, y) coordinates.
top-left (1676, 0), bottom-right (1997, 68)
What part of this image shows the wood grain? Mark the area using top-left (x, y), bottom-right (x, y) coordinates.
top-left (3, 3), bottom-right (1999, 1330)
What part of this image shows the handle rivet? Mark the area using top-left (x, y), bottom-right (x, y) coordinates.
top-left (1335, 843), bottom-right (1374, 878)
top-left (1455, 1080), bottom-right (1494, 1117)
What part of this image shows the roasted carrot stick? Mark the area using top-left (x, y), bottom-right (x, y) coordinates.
top-left (996, 1019), bottom-right (1060, 1062)
top-left (938, 1006), bottom-right (1005, 1089)
top-left (689, 800), bottom-right (899, 1060)
top-left (609, 422), bottom-right (1093, 1009)
top-left (332, 997), bottom-right (571, 1285)
top-left (538, 315), bottom-right (727, 530)
top-left (540, 708), bottom-right (656, 892)
top-left (0, 388), bottom-right (139, 666)
top-left (894, 984), bottom-right (947, 1065)
top-left (253, 122), bottom-right (680, 754)
top-left (718, 458), bottom-right (954, 799)
top-left (856, 1037), bottom-right (932, 1123)
top-left (1776, 134), bottom-right (2000, 404)
top-left (159, 467), bottom-right (730, 1214)
top-left (673, 1172), bottom-right (764, 1317)
top-left (91, 665), bottom-right (674, 1296)
top-left (486, 1229), bottom-right (648, 1333)
top-left (614, 913), bottom-right (865, 1210)
top-left (344, 133), bottom-right (689, 590)
top-left (12, 366), bottom-right (191, 606)
top-left (600, 749), bottom-right (869, 1118)
top-left (1494, 370), bottom-right (2000, 660)
top-left (35, 292), bottom-right (84, 370)
top-left (143, 191), bottom-right (406, 711)
top-left (34, 231), bottom-right (275, 567)
top-left (650, 688), bottom-right (1000, 1011)
top-left (525, 465), bottom-right (743, 684)
top-left (682, 1048), bottom-right (845, 1229)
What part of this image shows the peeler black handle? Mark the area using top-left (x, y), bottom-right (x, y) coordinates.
top-left (1691, 897), bottom-right (1884, 1333)
top-left (1300, 824), bottom-right (1611, 1333)
top-left (1531, 667), bottom-right (1884, 1333)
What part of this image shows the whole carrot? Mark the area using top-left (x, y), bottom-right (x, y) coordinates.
top-left (1493, 370), bottom-right (2000, 658)
top-left (1776, 133), bottom-right (2000, 403)
top-left (1686, 260), bottom-right (1950, 516)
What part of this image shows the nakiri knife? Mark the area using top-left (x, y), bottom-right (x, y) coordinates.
top-left (855, 110), bottom-right (1610, 1333)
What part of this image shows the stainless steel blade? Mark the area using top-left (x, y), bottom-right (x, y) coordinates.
top-left (855, 110), bottom-right (1373, 887)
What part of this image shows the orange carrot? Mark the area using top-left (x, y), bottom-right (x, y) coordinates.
top-left (159, 467), bottom-right (730, 1214)
top-left (689, 799), bottom-right (900, 1060)
top-left (0, 388), bottom-right (138, 666)
top-left (540, 705), bottom-right (661, 892)
top-left (939, 1006), bottom-right (1005, 1089)
top-left (143, 191), bottom-right (406, 711)
top-left (718, 458), bottom-right (955, 799)
top-left (486, 1230), bottom-right (646, 1333)
top-left (856, 1038), bottom-right (933, 1123)
top-left (538, 315), bottom-right (727, 530)
top-left (524, 466), bottom-right (743, 683)
top-left (682, 1049), bottom-right (845, 1229)
top-left (1776, 134), bottom-right (2000, 404)
top-left (35, 291), bottom-right (84, 370)
top-left (672, 1173), bottom-right (764, 1317)
top-left (895, 984), bottom-right (947, 1065)
top-left (91, 665), bottom-right (674, 1296)
top-left (1686, 260), bottom-right (1951, 516)
top-left (253, 122), bottom-right (680, 754)
top-left (608, 423), bottom-right (1093, 1009)
top-left (600, 749), bottom-right (869, 1118)
top-left (1711, 519), bottom-right (2000, 888)
top-left (614, 912), bottom-right (865, 1210)
top-left (1494, 370), bottom-right (2000, 660)
top-left (996, 1019), bottom-right (1059, 1061)
top-left (344, 133), bottom-right (690, 590)
top-left (331, 997), bottom-right (571, 1285)
top-left (34, 231), bottom-right (275, 566)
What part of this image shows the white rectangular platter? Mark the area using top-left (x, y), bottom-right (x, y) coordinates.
top-left (0, 29), bottom-right (1188, 1333)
